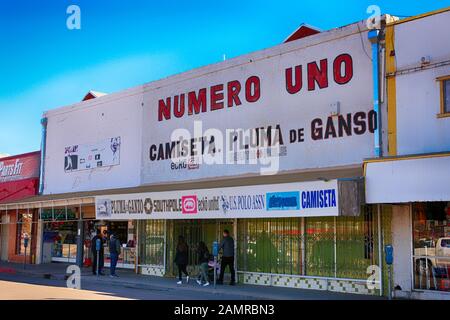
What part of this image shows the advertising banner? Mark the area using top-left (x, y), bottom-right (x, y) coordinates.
top-left (0, 152), bottom-right (40, 183)
top-left (64, 137), bottom-right (121, 172)
top-left (141, 22), bottom-right (374, 184)
top-left (95, 180), bottom-right (339, 220)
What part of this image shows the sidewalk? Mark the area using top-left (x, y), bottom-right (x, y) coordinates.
top-left (0, 261), bottom-right (384, 300)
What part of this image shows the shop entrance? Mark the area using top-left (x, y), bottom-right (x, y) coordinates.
top-left (85, 220), bottom-right (136, 269)
top-left (168, 219), bottom-right (234, 276)
top-left (42, 219), bottom-right (136, 268)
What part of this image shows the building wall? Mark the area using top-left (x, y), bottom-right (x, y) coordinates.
top-left (393, 10), bottom-right (450, 155)
top-left (0, 179), bottom-right (39, 202)
top-left (140, 21), bottom-right (376, 185)
top-left (379, 10), bottom-right (450, 300)
top-left (42, 20), bottom-right (378, 193)
top-left (42, 89), bottom-right (144, 194)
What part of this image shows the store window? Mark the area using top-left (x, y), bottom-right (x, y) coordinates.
top-left (16, 213), bottom-right (33, 255)
top-left (238, 218), bottom-right (303, 275)
top-left (412, 202), bottom-right (450, 292)
top-left (306, 208), bottom-right (377, 279)
top-left (336, 208), bottom-right (376, 279)
top-left (139, 220), bottom-right (165, 266)
top-left (41, 207), bottom-right (79, 262)
top-left (43, 221), bottom-right (78, 261)
top-left (237, 207), bottom-right (378, 280)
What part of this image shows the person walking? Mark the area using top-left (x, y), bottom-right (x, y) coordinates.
top-left (109, 231), bottom-right (121, 278)
top-left (196, 241), bottom-right (210, 287)
top-left (174, 236), bottom-right (189, 285)
top-left (91, 229), bottom-right (105, 275)
top-left (217, 229), bottom-right (236, 285)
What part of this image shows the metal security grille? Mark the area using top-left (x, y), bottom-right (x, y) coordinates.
top-left (167, 219), bottom-right (234, 275)
top-left (237, 218), bottom-right (303, 275)
top-left (138, 220), bottom-right (165, 266)
top-left (237, 206), bottom-right (379, 280)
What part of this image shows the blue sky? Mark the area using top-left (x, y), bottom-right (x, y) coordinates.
top-left (0, 0), bottom-right (449, 155)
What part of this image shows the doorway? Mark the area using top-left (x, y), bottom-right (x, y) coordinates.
top-left (168, 219), bottom-right (234, 276)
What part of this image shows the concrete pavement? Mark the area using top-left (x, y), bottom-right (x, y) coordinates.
top-left (0, 279), bottom-right (130, 300)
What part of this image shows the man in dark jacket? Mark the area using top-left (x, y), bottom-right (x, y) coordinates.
top-left (109, 232), bottom-right (121, 277)
top-left (91, 229), bottom-right (105, 275)
top-left (218, 229), bottom-right (236, 285)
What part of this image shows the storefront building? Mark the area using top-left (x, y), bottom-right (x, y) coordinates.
top-left (0, 151), bottom-right (40, 263)
top-left (365, 8), bottom-right (450, 300)
top-left (2, 16), bottom-right (387, 296)
top-left (7, 16), bottom-right (388, 296)
top-left (2, 9), bottom-right (449, 299)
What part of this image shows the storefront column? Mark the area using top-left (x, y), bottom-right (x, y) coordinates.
top-left (391, 204), bottom-right (413, 296)
top-left (35, 216), bottom-right (44, 265)
top-left (234, 218), bottom-right (238, 283)
top-left (301, 217), bottom-right (306, 275)
top-left (163, 220), bottom-right (167, 273)
top-left (377, 204), bottom-right (383, 296)
top-left (75, 204), bottom-right (84, 267)
top-left (135, 220), bottom-right (139, 273)
top-left (333, 216), bottom-right (337, 278)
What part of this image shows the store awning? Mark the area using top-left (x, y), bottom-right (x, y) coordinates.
top-left (0, 165), bottom-right (363, 211)
top-left (364, 153), bottom-right (450, 203)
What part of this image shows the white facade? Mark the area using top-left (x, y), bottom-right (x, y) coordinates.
top-left (42, 20), bottom-right (377, 194)
top-left (141, 21), bottom-right (375, 185)
top-left (42, 86), bottom-right (144, 194)
top-left (394, 10), bottom-right (450, 155)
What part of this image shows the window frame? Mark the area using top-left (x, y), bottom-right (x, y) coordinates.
top-left (437, 75), bottom-right (450, 118)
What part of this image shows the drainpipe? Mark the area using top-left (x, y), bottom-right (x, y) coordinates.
top-left (368, 29), bottom-right (382, 157)
top-left (39, 117), bottom-right (48, 194)
top-left (369, 27), bottom-right (384, 297)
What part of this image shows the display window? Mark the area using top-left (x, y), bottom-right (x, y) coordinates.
top-left (16, 213), bottom-right (33, 255)
top-left (237, 207), bottom-right (378, 280)
top-left (43, 220), bottom-right (78, 261)
top-left (413, 202), bottom-right (450, 292)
